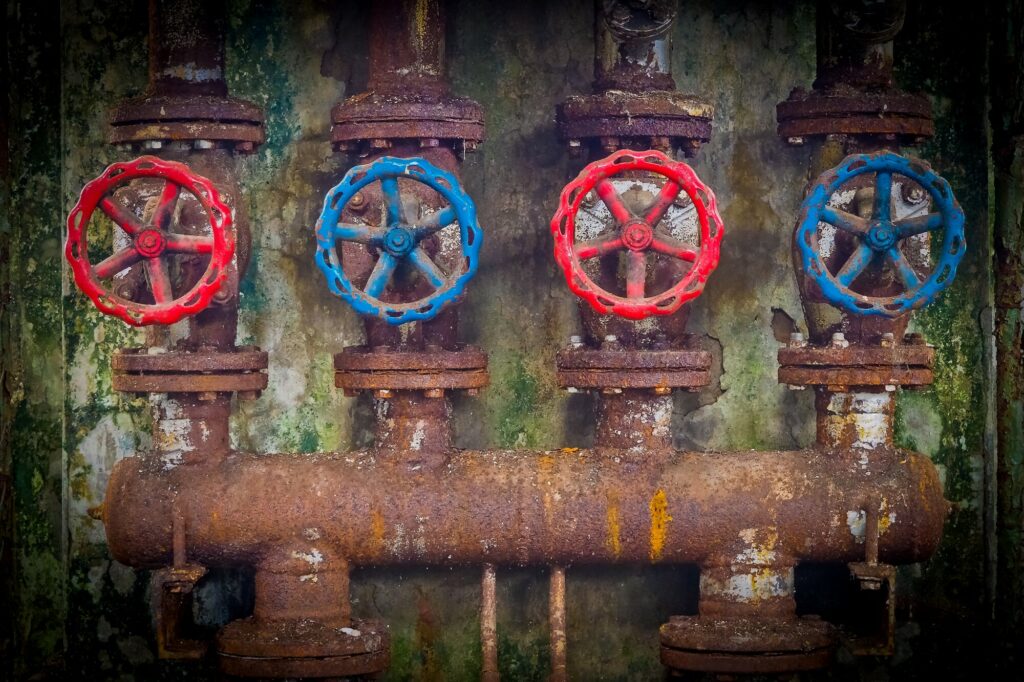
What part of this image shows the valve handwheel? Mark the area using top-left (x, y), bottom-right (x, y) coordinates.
top-left (315, 157), bottom-right (482, 325)
top-left (550, 149), bottom-right (724, 320)
top-left (797, 152), bottom-right (966, 317)
top-left (66, 156), bottom-right (234, 326)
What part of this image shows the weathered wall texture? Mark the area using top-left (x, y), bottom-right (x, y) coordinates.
top-left (1, 0), bottom-right (1010, 680)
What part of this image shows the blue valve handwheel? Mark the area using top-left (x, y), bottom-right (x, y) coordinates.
top-left (315, 157), bottom-right (483, 325)
top-left (796, 152), bottom-right (966, 318)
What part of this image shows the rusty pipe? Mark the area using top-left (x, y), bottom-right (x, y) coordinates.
top-left (594, 0), bottom-right (677, 93)
top-left (103, 445), bottom-right (946, 570)
top-left (368, 0), bottom-right (447, 96)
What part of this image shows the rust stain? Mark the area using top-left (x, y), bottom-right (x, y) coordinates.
top-left (606, 495), bottom-right (622, 558)
top-left (371, 508), bottom-right (386, 550)
top-left (649, 489), bottom-right (672, 561)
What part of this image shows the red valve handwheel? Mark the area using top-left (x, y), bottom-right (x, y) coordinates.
top-left (551, 149), bottom-right (724, 320)
top-left (66, 156), bottom-right (234, 326)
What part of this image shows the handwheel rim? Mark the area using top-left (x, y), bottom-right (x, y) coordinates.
top-left (550, 149), bottom-right (724, 321)
top-left (65, 156), bottom-right (234, 327)
top-left (314, 156), bottom-right (483, 326)
top-left (796, 151), bottom-right (966, 318)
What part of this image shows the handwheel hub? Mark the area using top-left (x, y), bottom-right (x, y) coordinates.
top-left (383, 227), bottom-right (414, 257)
top-left (135, 229), bottom-right (167, 258)
top-left (622, 220), bottom-right (654, 251)
top-left (866, 223), bottom-right (896, 251)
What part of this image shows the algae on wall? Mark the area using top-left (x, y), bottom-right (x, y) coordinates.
top-left (1, 0), bottom-right (1004, 679)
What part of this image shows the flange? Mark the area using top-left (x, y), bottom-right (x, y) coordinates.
top-left (112, 347), bottom-right (268, 397)
top-left (334, 344), bottom-right (489, 395)
top-left (557, 345), bottom-right (711, 391)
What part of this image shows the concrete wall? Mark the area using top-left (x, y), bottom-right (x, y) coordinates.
top-left (2, 0), bottom-right (1003, 679)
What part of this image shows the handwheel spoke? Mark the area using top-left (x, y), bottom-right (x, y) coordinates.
top-left (894, 213), bottom-right (943, 238)
top-left (650, 233), bottom-right (698, 262)
top-left (411, 206), bottom-right (457, 240)
top-left (874, 172), bottom-right (893, 223)
top-left (409, 247), bottom-right (447, 289)
top-left (625, 250), bottom-right (646, 299)
top-left (835, 243), bottom-right (875, 286)
top-left (596, 180), bottom-right (634, 224)
top-left (575, 237), bottom-right (623, 260)
top-left (380, 177), bottom-right (405, 227)
top-left (165, 234), bottom-right (214, 254)
top-left (93, 247), bottom-right (142, 279)
top-left (888, 247), bottom-right (921, 289)
top-left (820, 207), bottom-right (870, 235)
top-left (152, 182), bottom-right (181, 231)
top-left (334, 223), bottom-right (385, 245)
top-left (643, 180), bottom-right (682, 227)
top-left (99, 197), bottom-right (143, 235)
top-left (364, 253), bottom-right (397, 298)
top-left (145, 258), bottom-right (174, 304)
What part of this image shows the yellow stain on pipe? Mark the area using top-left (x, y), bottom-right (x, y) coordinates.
top-left (649, 489), bottom-right (672, 562)
top-left (606, 496), bottom-right (621, 558)
top-left (371, 509), bottom-right (386, 550)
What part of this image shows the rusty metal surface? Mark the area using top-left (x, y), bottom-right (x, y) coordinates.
top-left (779, 365), bottom-right (931, 387)
top-left (112, 347), bottom-right (268, 395)
top-left (217, 618), bottom-right (389, 678)
top-left (480, 564), bottom-right (499, 682)
top-left (109, 1), bottom-right (264, 149)
top-left (777, 88), bottom-right (933, 141)
top-left (557, 91), bottom-right (713, 155)
top-left (557, 345), bottom-right (711, 390)
top-left (549, 566), bottom-right (567, 682)
top-left (335, 345), bottom-right (488, 393)
top-left (151, 565), bottom-right (208, 660)
top-left (103, 446), bottom-right (948, 569)
top-left (330, 0), bottom-right (484, 152)
top-left (779, 339), bottom-right (934, 388)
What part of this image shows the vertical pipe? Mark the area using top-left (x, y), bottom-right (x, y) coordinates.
top-left (481, 563), bottom-right (499, 681)
top-left (549, 566), bottom-right (567, 682)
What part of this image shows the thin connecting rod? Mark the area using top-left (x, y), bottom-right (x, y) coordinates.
top-left (481, 563), bottom-right (499, 681)
top-left (549, 566), bottom-right (567, 682)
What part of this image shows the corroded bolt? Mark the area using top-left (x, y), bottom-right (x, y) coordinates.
top-left (373, 389), bottom-right (393, 399)
top-left (901, 183), bottom-right (927, 205)
top-left (787, 384), bottom-right (807, 391)
top-left (885, 385), bottom-right (897, 392)
top-left (424, 388), bottom-right (445, 399)
top-left (213, 288), bottom-right (234, 304)
top-left (603, 334), bottom-right (618, 345)
top-left (787, 136), bottom-right (805, 146)
top-left (601, 387), bottom-right (623, 395)
top-left (194, 139), bottom-right (215, 150)
top-left (830, 332), bottom-right (850, 349)
top-left (419, 138), bottom-right (440, 148)
top-left (349, 192), bottom-right (367, 212)
top-left (142, 140), bottom-right (164, 150)
top-left (566, 387), bottom-right (581, 394)
top-left (369, 139), bottom-right (391, 149)
top-left (235, 141), bottom-right (255, 153)
top-left (880, 332), bottom-right (895, 348)
top-left (569, 335), bottom-right (584, 349)
top-left (466, 388), bottom-right (480, 397)
top-left (652, 386), bottom-right (672, 396)
top-left (197, 391), bottom-right (218, 402)
top-left (788, 332), bottom-right (807, 348)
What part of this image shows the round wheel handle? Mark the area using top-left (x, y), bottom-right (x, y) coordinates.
top-left (65, 156), bottom-right (234, 326)
top-left (315, 156), bottom-right (483, 325)
top-left (796, 152), bottom-right (966, 318)
top-left (550, 149), bottom-right (724, 320)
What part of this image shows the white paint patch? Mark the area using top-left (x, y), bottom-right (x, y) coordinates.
top-left (341, 627), bottom-right (362, 637)
top-left (410, 420), bottom-right (426, 451)
top-left (303, 528), bottom-right (322, 541)
top-left (292, 548), bottom-right (324, 566)
top-left (700, 567), bottom-right (794, 603)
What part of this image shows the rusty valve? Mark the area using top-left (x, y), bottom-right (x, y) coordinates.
top-left (65, 156), bottom-right (235, 326)
top-left (550, 149), bottom-right (723, 320)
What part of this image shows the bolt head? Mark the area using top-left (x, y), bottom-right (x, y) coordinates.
top-left (788, 332), bottom-right (807, 348)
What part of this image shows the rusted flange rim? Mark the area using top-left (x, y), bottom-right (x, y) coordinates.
top-left (217, 617), bottom-right (389, 678)
top-left (331, 92), bottom-right (485, 147)
top-left (776, 89), bottom-right (933, 140)
top-left (112, 347), bottom-right (268, 395)
top-left (334, 345), bottom-right (489, 392)
top-left (660, 615), bottom-right (835, 674)
top-left (777, 342), bottom-right (935, 387)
